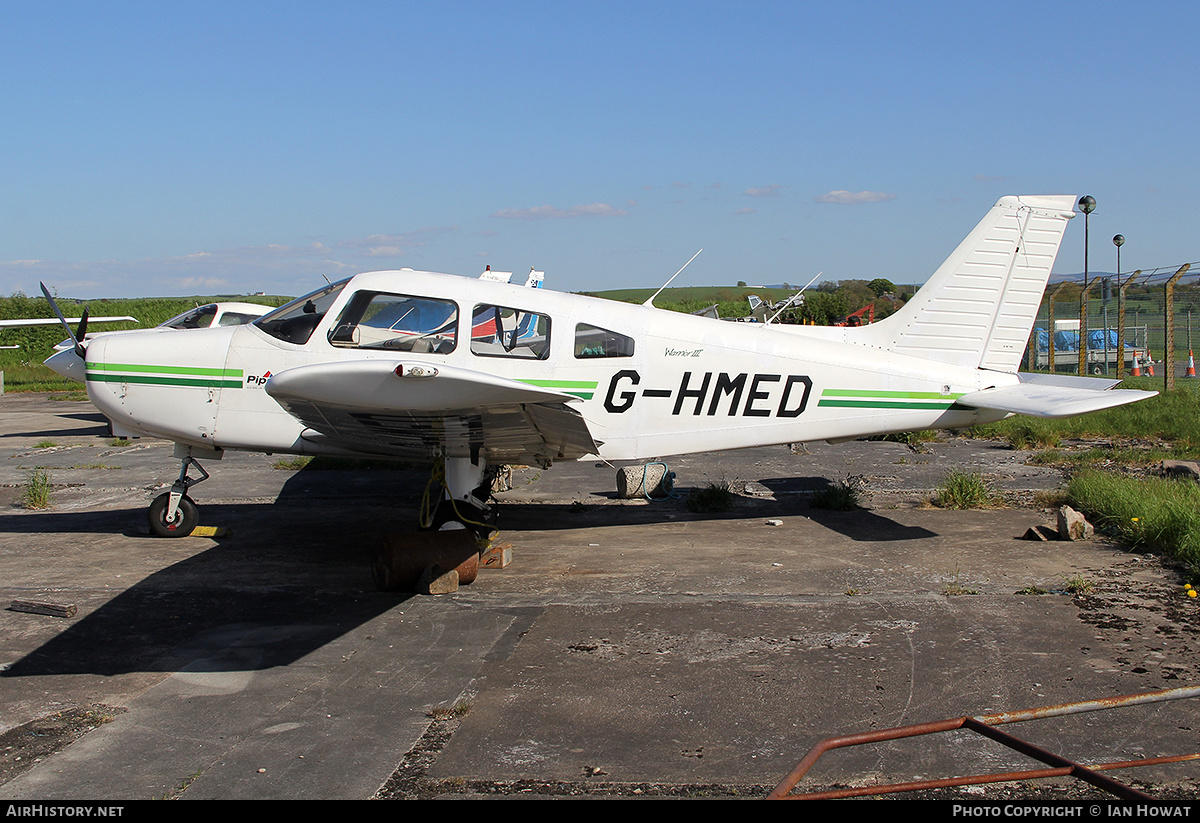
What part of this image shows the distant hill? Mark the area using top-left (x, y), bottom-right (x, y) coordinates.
top-left (582, 285), bottom-right (802, 305)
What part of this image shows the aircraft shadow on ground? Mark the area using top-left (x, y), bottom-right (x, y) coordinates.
top-left (801, 506), bottom-right (939, 542)
top-left (498, 477), bottom-right (938, 542)
top-left (7, 412), bottom-right (111, 439)
top-left (757, 476), bottom-right (939, 542)
top-left (2, 502), bottom-right (415, 678)
top-left (2, 472), bottom-right (934, 677)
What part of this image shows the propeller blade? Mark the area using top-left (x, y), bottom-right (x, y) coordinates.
top-left (39, 282), bottom-right (76, 339)
top-left (39, 282), bottom-right (85, 358)
top-left (75, 309), bottom-right (89, 357)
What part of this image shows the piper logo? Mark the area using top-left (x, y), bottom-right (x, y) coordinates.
top-left (246, 371), bottom-right (272, 386)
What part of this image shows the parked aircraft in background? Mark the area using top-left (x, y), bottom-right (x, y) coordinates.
top-left (0, 315), bottom-right (138, 328)
top-left (0, 314), bottom-right (137, 349)
top-left (479, 266), bottom-right (545, 289)
top-left (157, 302), bottom-right (271, 331)
top-left (44, 303), bottom-right (271, 381)
top-left (42, 196), bottom-right (1156, 540)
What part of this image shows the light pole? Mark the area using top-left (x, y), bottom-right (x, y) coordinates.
top-left (1078, 196), bottom-right (1096, 374)
top-left (1112, 234), bottom-right (1124, 376)
top-left (1079, 196), bottom-right (1096, 290)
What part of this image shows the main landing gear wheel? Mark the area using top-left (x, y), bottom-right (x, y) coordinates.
top-left (425, 498), bottom-right (498, 540)
top-left (148, 492), bottom-right (199, 537)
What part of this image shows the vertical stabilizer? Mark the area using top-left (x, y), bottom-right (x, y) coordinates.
top-left (864, 195), bottom-right (1076, 373)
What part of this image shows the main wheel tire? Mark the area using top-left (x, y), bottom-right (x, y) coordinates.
top-left (148, 492), bottom-right (199, 537)
top-left (424, 499), bottom-right (497, 540)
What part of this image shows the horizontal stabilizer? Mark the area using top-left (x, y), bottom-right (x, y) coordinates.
top-left (959, 377), bottom-right (1157, 419)
top-left (1014, 372), bottom-right (1123, 391)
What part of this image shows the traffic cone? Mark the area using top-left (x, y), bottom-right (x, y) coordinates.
top-left (1187, 350), bottom-right (1197, 378)
top-left (1131, 352), bottom-right (1142, 377)
top-left (1146, 351), bottom-right (1156, 377)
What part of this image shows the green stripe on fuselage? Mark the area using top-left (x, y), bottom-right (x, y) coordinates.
top-left (519, 378), bottom-right (597, 400)
top-left (818, 387), bottom-right (966, 411)
top-left (88, 362), bottom-right (242, 377)
top-left (86, 373), bottom-right (242, 389)
top-left (86, 362), bottom-right (243, 389)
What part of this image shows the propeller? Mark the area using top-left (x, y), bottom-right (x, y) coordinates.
top-left (39, 282), bottom-right (88, 358)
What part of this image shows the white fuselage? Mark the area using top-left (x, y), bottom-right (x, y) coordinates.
top-left (81, 269), bottom-right (1012, 465)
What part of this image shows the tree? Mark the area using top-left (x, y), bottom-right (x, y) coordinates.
top-left (868, 278), bottom-right (894, 297)
top-left (798, 291), bottom-right (850, 325)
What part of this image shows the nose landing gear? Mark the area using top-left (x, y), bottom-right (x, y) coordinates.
top-left (148, 452), bottom-right (211, 537)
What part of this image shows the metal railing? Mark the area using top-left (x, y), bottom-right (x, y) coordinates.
top-left (768, 685), bottom-right (1200, 800)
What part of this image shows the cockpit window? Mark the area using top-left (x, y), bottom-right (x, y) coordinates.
top-left (328, 291), bottom-right (458, 353)
top-left (575, 323), bottom-right (634, 358)
top-left (254, 280), bottom-right (349, 345)
top-left (470, 303), bottom-right (550, 359)
top-left (217, 311), bottom-right (263, 327)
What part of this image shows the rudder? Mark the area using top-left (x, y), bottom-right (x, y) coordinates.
top-left (862, 195), bottom-right (1076, 374)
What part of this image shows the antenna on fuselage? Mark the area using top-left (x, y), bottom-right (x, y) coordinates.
top-left (643, 249), bottom-right (703, 308)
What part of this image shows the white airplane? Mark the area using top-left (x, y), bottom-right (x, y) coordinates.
top-left (42, 195), bottom-right (1156, 539)
top-left (479, 266), bottom-right (545, 289)
top-left (745, 291), bottom-right (804, 323)
top-left (156, 301), bottom-right (272, 331)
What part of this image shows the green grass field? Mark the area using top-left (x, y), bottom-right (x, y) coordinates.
top-left (971, 376), bottom-right (1200, 458)
top-left (0, 292), bottom-right (289, 392)
top-left (969, 377), bottom-right (1200, 574)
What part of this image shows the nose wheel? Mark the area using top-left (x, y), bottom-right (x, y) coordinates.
top-left (149, 492), bottom-right (199, 537)
top-left (148, 454), bottom-right (209, 537)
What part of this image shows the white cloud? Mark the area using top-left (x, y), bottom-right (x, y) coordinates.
top-left (338, 227), bottom-right (456, 255)
top-left (743, 184), bottom-right (782, 197)
top-left (491, 203), bottom-right (628, 220)
top-left (0, 225), bottom-right (461, 297)
top-left (814, 190), bottom-right (896, 205)
top-left (176, 277), bottom-right (231, 290)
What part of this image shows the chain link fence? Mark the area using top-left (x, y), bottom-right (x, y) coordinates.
top-left (1024, 262), bottom-right (1200, 390)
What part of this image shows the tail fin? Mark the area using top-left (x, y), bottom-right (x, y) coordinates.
top-left (862, 195), bottom-right (1076, 373)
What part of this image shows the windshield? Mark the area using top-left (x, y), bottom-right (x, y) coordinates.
top-left (254, 279), bottom-right (350, 345)
top-left (163, 305), bottom-right (218, 330)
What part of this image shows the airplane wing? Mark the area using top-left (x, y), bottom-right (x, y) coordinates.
top-left (957, 373), bottom-right (1157, 418)
top-left (478, 267), bottom-right (513, 283)
top-left (264, 360), bottom-right (599, 463)
top-left (0, 316), bottom-right (137, 327)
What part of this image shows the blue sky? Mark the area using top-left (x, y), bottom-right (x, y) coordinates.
top-left (3, 1), bottom-right (1198, 298)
